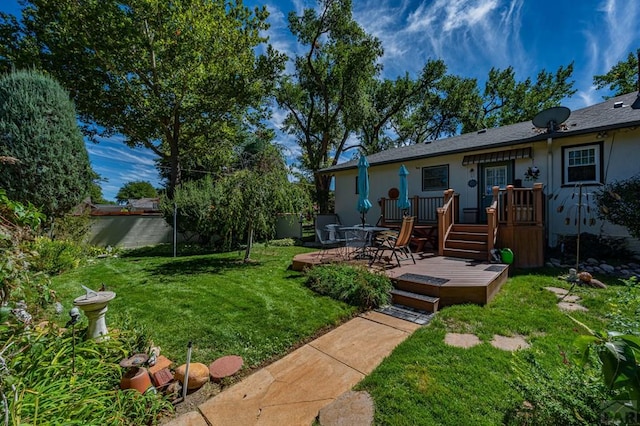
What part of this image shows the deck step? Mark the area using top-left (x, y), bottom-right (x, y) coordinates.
top-left (446, 239), bottom-right (487, 251)
top-left (390, 289), bottom-right (439, 313)
top-left (451, 224), bottom-right (487, 233)
top-left (448, 231), bottom-right (487, 242)
top-left (394, 273), bottom-right (449, 297)
top-left (443, 247), bottom-right (488, 260)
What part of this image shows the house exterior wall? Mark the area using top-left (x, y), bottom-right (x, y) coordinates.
top-left (333, 126), bottom-right (640, 252)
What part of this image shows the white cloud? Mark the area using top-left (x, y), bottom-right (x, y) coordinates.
top-left (572, 0), bottom-right (639, 106)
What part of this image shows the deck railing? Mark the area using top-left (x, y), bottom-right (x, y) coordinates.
top-left (436, 189), bottom-right (456, 256)
top-left (486, 186), bottom-right (500, 255)
top-left (379, 195), bottom-right (457, 224)
top-left (497, 183), bottom-right (544, 226)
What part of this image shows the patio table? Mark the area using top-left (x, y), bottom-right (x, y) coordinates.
top-left (340, 225), bottom-right (390, 259)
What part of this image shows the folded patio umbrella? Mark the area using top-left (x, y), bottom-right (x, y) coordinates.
top-left (357, 155), bottom-right (372, 226)
top-left (397, 164), bottom-right (411, 214)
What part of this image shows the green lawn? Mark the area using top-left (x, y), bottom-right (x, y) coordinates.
top-left (51, 247), bottom-right (634, 423)
top-left (357, 269), bottom-right (629, 425)
top-left (50, 244), bottom-right (357, 366)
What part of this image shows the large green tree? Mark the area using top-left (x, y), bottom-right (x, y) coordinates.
top-left (358, 59), bottom-right (450, 153)
top-left (0, 70), bottom-right (93, 218)
top-left (474, 64), bottom-right (576, 130)
top-left (593, 49), bottom-right (639, 97)
top-left (0, 0), bottom-right (284, 195)
top-left (276, 0), bottom-right (382, 213)
top-left (116, 180), bottom-right (158, 204)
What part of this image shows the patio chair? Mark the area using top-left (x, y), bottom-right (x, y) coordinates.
top-left (315, 228), bottom-right (346, 261)
top-left (344, 228), bottom-right (370, 259)
top-left (369, 216), bottom-right (416, 267)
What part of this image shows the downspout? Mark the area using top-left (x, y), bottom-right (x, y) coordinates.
top-left (546, 136), bottom-right (553, 246)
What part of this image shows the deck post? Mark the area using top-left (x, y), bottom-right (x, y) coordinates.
top-left (506, 185), bottom-right (514, 227)
top-left (533, 183), bottom-right (543, 226)
top-left (412, 195), bottom-right (419, 221)
top-left (380, 197), bottom-right (387, 224)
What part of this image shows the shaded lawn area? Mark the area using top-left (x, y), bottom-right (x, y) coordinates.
top-left (357, 268), bottom-right (625, 425)
top-left (50, 244), bottom-right (357, 367)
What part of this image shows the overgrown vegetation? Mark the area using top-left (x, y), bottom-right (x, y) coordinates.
top-left (304, 264), bottom-right (392, 309)
top-left (0, 319), bottom-right (172, 425)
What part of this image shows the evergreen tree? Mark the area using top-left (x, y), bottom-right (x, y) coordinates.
top-left (0, 70), bottom-right (92, 218)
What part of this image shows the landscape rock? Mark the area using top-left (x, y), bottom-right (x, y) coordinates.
top-left (174, 363), bottom-right (210, 390)
top-left (490, 335), bottom-right (530, 351)
top-left (600, 264), bottom-right (615, 273)
top-left (208, 355), bottom-right (243, 382)
top-left (444, 333), bottom-right (481, 348)
top-left (558, 302), bottom-right (588, 312)
top-left (586, 258), bottom-right (599, 265)
top-left (318, 391), bottom-right (374, 426)
top-left (589, 278), bottom-right (607, 289)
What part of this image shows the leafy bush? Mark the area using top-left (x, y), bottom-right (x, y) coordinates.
top-left (0, 320), bottom-right (172, 425)
top-left (305, 264), bottom-right (392, 309)
top-left (506, 350), bottom-right (610, 425)
top-left (51, 213), bottom-right (92, 243)
top-left (596, 174), bottom-right (640, 239)
top-left (28, 237), bottom-right (84, 275)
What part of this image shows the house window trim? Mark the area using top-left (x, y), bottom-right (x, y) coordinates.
top-left (561, 141), bottom-right (604, 186)
top-left (422, 164), bottom-right (449, 191)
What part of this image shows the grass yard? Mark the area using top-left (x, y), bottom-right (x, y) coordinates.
top-left (49, 244), bottom-right (357, 367)
top-left (357, 268), bottom-right (633, 425)
top-left (49, 245), bottom-right (637, 424)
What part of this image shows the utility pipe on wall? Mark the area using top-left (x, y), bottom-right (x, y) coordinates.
top-left (547, 136), bottom-right (554, 246)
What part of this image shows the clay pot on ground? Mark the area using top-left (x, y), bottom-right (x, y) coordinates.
top-left (120, 367), bottom-right (153, 393)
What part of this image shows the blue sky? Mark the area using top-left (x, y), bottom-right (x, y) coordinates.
top-left (2, 0), bottom-right (638, 201)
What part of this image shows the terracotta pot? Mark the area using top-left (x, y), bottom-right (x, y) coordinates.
top-left (120, 367), bottom-right (152, 393)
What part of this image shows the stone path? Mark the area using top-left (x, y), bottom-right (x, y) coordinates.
top-left (544, 286), bottom-right (589, 312)
top-left (164, 311), bottom-right (420, 426)
top-left (444, 332), bottom-right (530, 351)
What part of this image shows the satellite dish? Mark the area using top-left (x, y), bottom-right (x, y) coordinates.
top-left (532, 106), bottom-right (571, 132)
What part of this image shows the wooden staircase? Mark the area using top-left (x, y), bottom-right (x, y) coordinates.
top-left (442, 224), bottom-right (489, 260)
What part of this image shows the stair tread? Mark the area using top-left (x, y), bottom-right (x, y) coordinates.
top-left (391, 289), bottom-right (439, 303)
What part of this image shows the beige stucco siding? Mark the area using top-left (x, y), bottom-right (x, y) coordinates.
top-left (332, 127), bottom-right (640, 251)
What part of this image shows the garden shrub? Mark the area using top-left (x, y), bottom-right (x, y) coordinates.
top-left (28, 236), bottom-right (84, 275)
top-left (0, 319), bottom-right (172, 425)
top-left (304, 264), bottom-right (392, 309)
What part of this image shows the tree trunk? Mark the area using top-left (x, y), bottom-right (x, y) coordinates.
top-left (244, 223), bottom-right (254, 262)
top-left (315, 174), bottom-right (332, 214)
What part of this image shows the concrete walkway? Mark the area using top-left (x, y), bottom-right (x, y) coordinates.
top-left (165, 311), bottom-right (421, 426)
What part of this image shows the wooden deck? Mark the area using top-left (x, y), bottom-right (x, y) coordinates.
top-left (292, 249), bottom-right (509, 310)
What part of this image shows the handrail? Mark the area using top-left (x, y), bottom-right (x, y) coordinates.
top-left (486, 186), bottom-right (499, 257)
top-left (497, 183), bottom-right (544, 226)
top-left (436, 189), bottom-right (456, 256)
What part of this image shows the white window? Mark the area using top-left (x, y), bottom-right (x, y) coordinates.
top-left (563, 143), bottom-right (601, 184)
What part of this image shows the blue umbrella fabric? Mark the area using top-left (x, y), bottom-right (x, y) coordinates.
top-left (357, 155), bottom-right (372, 226)
top-left (397, 164), bottom-right (411, 213)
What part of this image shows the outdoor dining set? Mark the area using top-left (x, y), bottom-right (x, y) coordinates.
top-left (313, 155), bottom-right (417, 267)
top-left (315, 215), bottom-right (416, 267)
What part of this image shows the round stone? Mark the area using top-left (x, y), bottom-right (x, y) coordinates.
top-left (174, 362), bottom-right (210, 389)
top-left (319, 391), bottom-right (374, 426)
top-left (578, 271), bottom-right (592, 283)
top-left (209, 355), bottom-right (243, 382)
